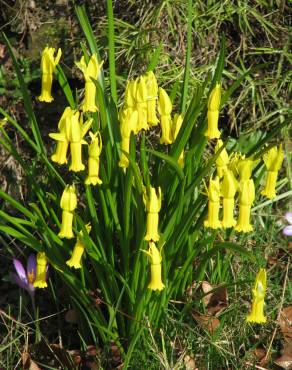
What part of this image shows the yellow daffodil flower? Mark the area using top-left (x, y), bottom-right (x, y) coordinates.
top-left (215, 139), bottom-right (229, 178)
top-left (247, 268), bottom-right (267, 324)
top-left (118, 109), bottom-right (138, 168)
top-left (85, 132), bottom-right (103, 185)
top-left (204, 176), bottom-right (221, 229)
top-left (145, 71), bottom-right (159, 126)
top-left (34, 252), bottom-right (48, 288)
top-left (144, 186), bottom-right (162, 242)
top-left (39, 47), bottom-right (62, 103)
top-left (235, 179), bottom-right (255, 232)
top-left (205, 83), bottom-right (221, 139)
top-left (75, 54), bottom-right (103, 112)
top-left (142, 242), bottom-right (165, 291)
top-left (58, 185), bottom-right (77, 239)
top-left (136, 76), bottom-right (149, 131)
top-left (237, 157), bottom-right (254, 181)
top-left (50, 107), bottom-right (73, 165)
top-left (66, 111), bottom-right (92, 172)
top-left (66, 224), bottom-right (91, 269)
top-left (158, 87), bottom-right (172, 144)
top-left (124, 80), bottom-right (137, 110)
top-left (261, 144), bottom-right (284, 199)
top-left (172, 113), bottom-right (185, 167)
top-left (221, 169), bottom-right (238, 228)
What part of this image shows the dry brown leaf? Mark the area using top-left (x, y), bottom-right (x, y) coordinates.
top-left (22, 351), bottom-right (41, 370)
top-left (184, 354), bottom-right (198, 370)
top-left (201, 282), bottom-right (228, 315)
top-left (65, 309), bottom-right (79, 323)
top-left (279, 306), bottom-right (292, 341)
top-left (274, 342), bottom-right (292, 370)
top-left (192, 312), bottom-right (220, 334)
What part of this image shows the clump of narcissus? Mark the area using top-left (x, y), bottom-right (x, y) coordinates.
top-left (246, 268), bottom-right (267, 324)
top-left (261, 144), bottom-right (284, 199)
top-left (39, 47), bottom-right (62, 103)
top-left (142, 242), bottom-right (165, 291)
top-left (204, 176), bottom-right (221, 229)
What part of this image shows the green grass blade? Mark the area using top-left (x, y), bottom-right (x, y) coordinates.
top-left (55, 65), bottom-right (76, 109)
top-left (180, 0), bottom-right (192, 113)
top-left (106, 0), bottom-right (117, 104)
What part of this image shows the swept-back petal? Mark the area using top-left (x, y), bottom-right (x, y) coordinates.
top-left (283, 225), bottom-right (292, 236)
top-left (13, 259), bottom-right (27, 284)
top-left (284, 212), bottom-right (292, 225)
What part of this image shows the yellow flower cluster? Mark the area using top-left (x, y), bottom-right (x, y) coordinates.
top-left (205, 142), bottom-right (283, 232)
top-left (118, 72), bottom-right (185, 169)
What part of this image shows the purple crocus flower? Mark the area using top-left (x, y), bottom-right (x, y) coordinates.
top-left (283, 212), bottom-right (292, 236)
top-left (11, 254), bottom-right (37, 298)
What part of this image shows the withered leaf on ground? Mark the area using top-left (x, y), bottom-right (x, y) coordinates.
top-left (274, 341), bottom-right (292, 370)
top-left (22, 351), bottom-right (41, 370)
top-left (278, 306), bottom-right (292, 341)
top-left (201, 281), bottom-right (228, 315)
top-left (184, 354), bottom-right (198, 370)
top-left (192, 312), bottom-right (220, 335)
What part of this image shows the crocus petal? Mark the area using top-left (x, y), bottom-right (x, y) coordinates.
top-left (283, 225), bottom-right (292, 236)
top-left (11, 272), bottom-right (28, 290)
top-left (284, 212), bottom-right (292, 225)
top-left (13, 259), bottom-right (27, 285)
top-left (27, 254), bottom-right (37, 283)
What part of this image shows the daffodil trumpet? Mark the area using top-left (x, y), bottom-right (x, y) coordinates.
top-left (136, 76), bottom-right (149, 131)
top-left (235, 179), bottom-right (255, 232)
top-left (172, 113), bottom-right (184, 167)
top-left (261, 144), bottom-right (284, 199)
top-left (145, 71), bottom-right (159, 126)
top-left (215, 139), bottom-right (229, 178)
top-left (118, 110), bottom-right (138, 169)
top-left (58, 185), bottom-right (77, 239)
top-left (85, 132), bottom-right (103, 185)
top-left (50, 107), bottom-right (73, 165)
top-left (246, 268), bottom-right (267, 324)
top-left (142, 242), bottom-right (165, 291)
top-left (66, 112), bottom-right (92, 172)
top-left (39, 47), bottom-right (62, 103)
top-left (67, 224), bottom-right (91, 269)
top-left (205, 83), bottom-right (221, 139)
top-left (204, 176), bottom-right (221, 229)
top-left (75, 54), bottom-right (103, 112)
top-left (144, 187), bottom-right (162, 242)
top-left (158, 87), bottom-right (173, 145)
top-left (34, 252), bottom-right (48, 289)
top-left (221, 169), bottom-right (238, 228)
